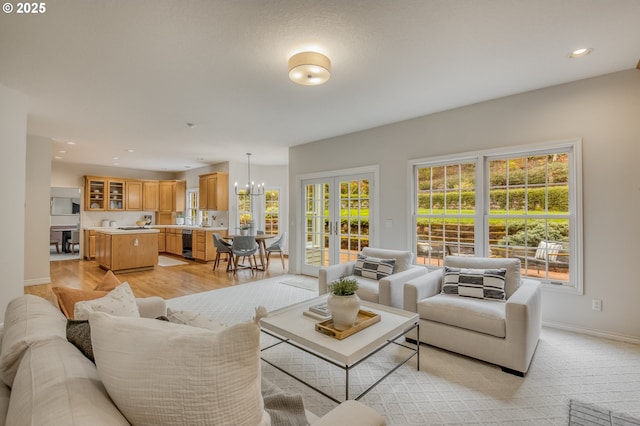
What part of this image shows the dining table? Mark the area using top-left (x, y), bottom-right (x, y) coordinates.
top-left (225, 234), bottom-right (276, 271)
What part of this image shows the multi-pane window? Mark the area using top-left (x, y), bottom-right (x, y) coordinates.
top-left (415, 162), bottom-right (476, 267)
top-left (413, 141), bottom-right (581, 290)
top-left (237, 189), bottom-right (251, 228)
top-left (265, 190), bottom-right (280, 235)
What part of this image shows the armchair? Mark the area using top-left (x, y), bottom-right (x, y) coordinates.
top-left (319, 247), bottom-right (426, 308)
top-left (403, 256), bottom-right (542, 375)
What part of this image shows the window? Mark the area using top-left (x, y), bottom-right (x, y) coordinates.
top-left (237, 189), bottom-right (251, 227)
top-left (412, 140), bottom-right (582, 291)
top-left (265, 189), bottom-right (280, 235)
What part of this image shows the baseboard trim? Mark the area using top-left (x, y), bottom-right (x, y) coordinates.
top-left (543, 321), bottom-right (640, 345)
top-left (24, 277), bottom-right (51, 286)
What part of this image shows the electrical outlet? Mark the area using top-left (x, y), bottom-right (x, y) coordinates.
top-left (592, 299), bottom-right (602, 312)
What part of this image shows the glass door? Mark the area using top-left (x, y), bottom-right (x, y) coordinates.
top-left (301, 173), bottom-right (372, 276)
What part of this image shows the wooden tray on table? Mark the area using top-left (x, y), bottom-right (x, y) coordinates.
top-left (315, 310), bottom-right (381, 340)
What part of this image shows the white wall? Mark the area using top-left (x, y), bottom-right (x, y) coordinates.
top-left (0, 84), bottom-right (28, 318)
top-left (24, 135), bottom-right (52, 285)
top-left (289, 69), bottom-right (640, 341)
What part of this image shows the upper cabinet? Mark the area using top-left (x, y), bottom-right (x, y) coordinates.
top-left (199, 172), bottom-right (229, 211)
top-left (86, 177), bottom-right (106, 210)
top-left (159, 180), bottom-right (186, 212)
top-left (85, 176), bottom-right (185, 212)
top-left (125, 180), bottom-right (142, 211)
top-left (142, 180), bottom-right (159, 211)
top-left (107, 180), bottom-right (125, 210)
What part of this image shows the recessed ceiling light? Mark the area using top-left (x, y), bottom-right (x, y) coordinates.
top-left (54, 156), bottom-right (62, 160)
top-left (113, 163), bottom-right (120, 166)
top-left (66, 141), bottom-right (76, 145)
top-left (58, 150), bottom-right (66, 154)
top-left (112, 156), bottom-right (119, 160)
top-left (568, 47), bottom-right (593, 58)
top-left (126, 149), bottom-right (135, 153)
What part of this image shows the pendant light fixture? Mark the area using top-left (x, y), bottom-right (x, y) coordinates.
top-left (288, 51), bottom-right (331, 86)
top-left (234, 153), bottom-right (264, 196)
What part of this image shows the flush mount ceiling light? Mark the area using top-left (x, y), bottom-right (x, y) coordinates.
top-left (288, 51), bottom-right (331, 86)
top-left (568, 47), bottom-right (593, 59)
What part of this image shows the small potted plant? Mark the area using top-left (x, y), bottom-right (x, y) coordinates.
top-left (327, 277), bottom-right (360, 330)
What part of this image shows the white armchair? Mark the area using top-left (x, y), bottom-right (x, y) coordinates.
top-left (404, 256), bottom-right (542, 376)
top-left (319, 247), bottom-right (427, 308)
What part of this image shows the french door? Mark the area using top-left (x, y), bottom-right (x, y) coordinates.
top-left (301, 172), bottom-right (374, 276)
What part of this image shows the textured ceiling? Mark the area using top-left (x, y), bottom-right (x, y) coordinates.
top-left (1, 0), bottom-right (639, 171)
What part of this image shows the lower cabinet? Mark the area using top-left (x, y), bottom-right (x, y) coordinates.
top-left (193, 229), bottom-right (227, 262)
top-left (164, 228), bottom-right (182, 256)
top-left (96, 232), bottom-right (158, 272)
top-left (83, 229), bottom-right (96, 259)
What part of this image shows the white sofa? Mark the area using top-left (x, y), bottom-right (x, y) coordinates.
top-left (403, 256), bottom-right (542, 376)
top-left (319, 247), bottom-right (426, 308)
top-left (0, 294), bottom-right (384, 426)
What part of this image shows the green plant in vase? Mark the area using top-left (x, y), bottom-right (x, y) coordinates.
top-left (327, 277), bottom-right (360, 331)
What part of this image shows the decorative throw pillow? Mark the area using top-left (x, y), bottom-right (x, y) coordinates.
top-left (442, 266), bottom-right (507, 301)
top-left (66, 320), bottom-right (94, 362)
top-left (52, 287), bottom-right (108, 319)
top-left (89, 312), bottom-right (270, 426)
top-left (74, 282), bottom-right (139, 320)
top-left (353, 254), bottom-right (396, 280)
top-left (166, 308), bottom-right (226, 332)
top-left (93, 270), bottom-right (121, 291)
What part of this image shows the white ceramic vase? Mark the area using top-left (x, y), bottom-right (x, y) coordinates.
top-left (327, 293), bottom-right (360, 331)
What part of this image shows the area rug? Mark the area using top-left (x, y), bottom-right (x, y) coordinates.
top-left (280, 276), bottom-right (318, 292)
top-left (157, 255), bottom-right (188, 267)
top-left (167, 276), bottom-right (640, 425)
top-left (569, 400), bottom-right (640, 425)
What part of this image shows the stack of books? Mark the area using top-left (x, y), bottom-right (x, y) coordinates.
top-left (303, 302), bottom-right (331, 320)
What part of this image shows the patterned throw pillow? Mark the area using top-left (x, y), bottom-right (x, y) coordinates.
top-left (74, 282), bottom-right (140, 320)
top-left (353, 254), bottom-right (396, 280)
top-left (442, 266), bottom-right (507, 301)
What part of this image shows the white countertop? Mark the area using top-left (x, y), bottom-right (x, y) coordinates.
top-left (85, 225), bottom-right (228, 231)
top-left (93, 228), bottom-right (160, 235)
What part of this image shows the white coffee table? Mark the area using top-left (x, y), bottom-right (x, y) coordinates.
top-left (259, 295), bottom-right (419, 403)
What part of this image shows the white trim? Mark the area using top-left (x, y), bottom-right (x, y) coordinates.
top-left (409, 137), bottom-right (582, 293)
top-left (543, 321), bottom-right (640, 345)
top-left (24, 277), bottom-right (51, 286)
top-left (295, 165), bottom-right (380, 275)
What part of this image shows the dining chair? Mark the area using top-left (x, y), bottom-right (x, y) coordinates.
top-left (66, 230), bottom-right (80, 254)
top-left (265, 232), bottom-right (287, 269)
top-left (231, 236), bottom-right (259, 275)
top-left (212, 233), bottom-right (234, 271)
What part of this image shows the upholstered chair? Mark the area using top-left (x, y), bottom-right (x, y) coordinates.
top-left (319, 247), bottom-right (426, 308)
top-left (265, 232), bottom-right (287, 269)
top-left (212, 233), bottom-right (234, 271)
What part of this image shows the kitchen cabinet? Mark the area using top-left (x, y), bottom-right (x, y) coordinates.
top-left (142, 180), bottom-right (159, 211)
top-left (96, 229), bottom-right (159, 273)
top-left (125, 180), bottom-right (142, 210)
top-left (83, 229), bottom-right (96, 259)
top-left (164, 228), bottom-right (182, 256)
top-left (159, 180), bottom-right (186, 212)
top-left (191, 229), bottom-right (227, 262)
top-left (107, 180), bottom-right (125, 210)
top-left (85, 177), bottom-right (106, 210)
top-left (199, 173), bottom-right (229, 211)
top-left (157, 227), bottom-right (166, 252)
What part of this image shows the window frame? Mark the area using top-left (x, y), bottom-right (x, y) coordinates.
top-left (409, 138), bottom-right (583, 294)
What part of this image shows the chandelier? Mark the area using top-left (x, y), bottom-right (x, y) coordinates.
top-left (234, 153), bottom-right (264, 196)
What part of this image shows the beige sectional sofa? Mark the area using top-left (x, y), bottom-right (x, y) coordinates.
top-left (404, 256), bottom-right (542, 376)
top-left (0, 294), bottom-right (384, 426)
top-left (319, 247), bottom-right (426, 308)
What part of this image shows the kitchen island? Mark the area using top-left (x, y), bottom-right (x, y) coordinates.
top-left (95, 228), bottom-right (159, 273)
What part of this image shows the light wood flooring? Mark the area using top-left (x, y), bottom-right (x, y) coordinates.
top-left (25, 255), bottom-right (289, 307)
